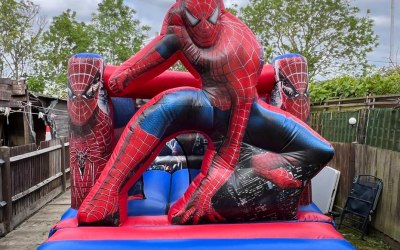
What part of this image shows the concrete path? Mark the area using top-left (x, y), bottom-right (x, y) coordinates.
top-left (0, 190), bottom-right (71, 250)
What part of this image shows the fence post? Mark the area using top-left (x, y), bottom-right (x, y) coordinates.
top-left (349, 143), bottom-right (356, 187)
top-left (357, 109), bottom-right (369, 144)
top-left (60, 138), bottom-right (66, 192)
top-left (0, 147), bottom-right (12, 234)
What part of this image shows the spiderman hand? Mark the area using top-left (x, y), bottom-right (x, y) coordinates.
top-left (175, 189), bottom-right (225, 225)
top-left (172, 155), bottom-right (232, 224)
top-left (109, 71), bottom-right (128, 94)
top-left (257, 167), bottom-right (302, 189)
top-left (252, 153), bottom-right (302, 189)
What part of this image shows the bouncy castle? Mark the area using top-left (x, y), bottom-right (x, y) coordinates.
top-left (39, 1), bottom-right (355, 249)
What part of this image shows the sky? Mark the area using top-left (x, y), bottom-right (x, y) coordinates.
top-left (31, 0), bottom-right (400, 70)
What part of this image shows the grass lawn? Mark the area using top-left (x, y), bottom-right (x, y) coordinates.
top-left (339, 227), bottom-right (391, 250)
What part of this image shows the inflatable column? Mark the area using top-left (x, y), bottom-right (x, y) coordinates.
top-left (67, 53), bottom-right (114, 209)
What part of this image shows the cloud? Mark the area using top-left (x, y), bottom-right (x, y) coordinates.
top-left (127, 0), bottom-right (250, 34)
top-left (30, 0), bottom-right (400, 69)
top-left (32, 0), bottom-right (101, 22)
top-left (371, 15), bottom-right (391, 27)
top-left (125, 0), bottom-right (172, 33)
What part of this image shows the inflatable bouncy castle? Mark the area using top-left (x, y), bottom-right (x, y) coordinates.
top-left (39, 1), bottom-right (355, 249)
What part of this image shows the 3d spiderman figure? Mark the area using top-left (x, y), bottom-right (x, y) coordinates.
top-left (77, 0), bottom-right (334, 225)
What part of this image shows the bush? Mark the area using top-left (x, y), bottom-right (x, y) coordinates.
top-left (310, 67), bottom-right (400, 103)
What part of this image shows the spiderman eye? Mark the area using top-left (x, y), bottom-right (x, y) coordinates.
top-left (208, 7), bottom-right (219, 24)
top-left (67, 86), bottom-right (76, 100)
top-left (185, 8), bottom-right (199, 26)
top-left (82, 73), bottom-right (101, 99)
top-left (304, 84), bottom-right (310, 97)
top-left (279, 71), bottom-right (299, 98)
top-left (83, 82), bottom-right (99, 99)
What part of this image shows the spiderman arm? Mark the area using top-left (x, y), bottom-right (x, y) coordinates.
top-left (108, 33), bottom-right (182, 95)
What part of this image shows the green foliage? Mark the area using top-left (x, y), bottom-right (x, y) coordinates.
top-left (238, 0), bottom-right (378, 80)
top-left (226, 4), bottom-right (239, 16)
top-left (310, 67), bottom-right (400, 103)
top-left (26, 75), bottom-right (45, 93)
top-left (29, 0), bottom-right (150, 97)
top-left (169, 61), bottom-right (187, 72)
top-left (0, 0), bottom-right (45, 80)
top-left (90, 0), bottom-right (150, 65)
top-left (31, 9), bottom-right (92, 97)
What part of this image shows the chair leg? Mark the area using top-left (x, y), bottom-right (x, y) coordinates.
top-left (360, 216), bottom-right (369, 240)
top-left (338, 211), bottom-right (346, 229)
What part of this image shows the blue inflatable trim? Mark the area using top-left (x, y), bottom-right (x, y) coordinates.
top-left (272, 53), bottom-right (303, 64)
top-left (111, 97), bottom-right (136, 128)
top-left (128, 170), bottom-right (171, 216)
top-left (299, 203), bottom-right (323, 214)
top-left (170, 169), bottom-right (190, 204)
top-left (39, 238), bottom-right (355, 250)
top-left (72, 53), bottom-right (102, 59)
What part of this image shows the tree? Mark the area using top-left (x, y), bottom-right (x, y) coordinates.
top-left (0, 0), bottom-right (45, 80)
top-left (29, 10), bottom-right (93, 97)
top-left (29, 0), bottom-right (150, 97)
top-left (239, 0), bottom-right (378, 79)
top-left (90, 0), bottom-right (150, 65)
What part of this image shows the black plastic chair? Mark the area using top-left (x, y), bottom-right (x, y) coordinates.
top-left (338, 175), bottom-right (383, 239)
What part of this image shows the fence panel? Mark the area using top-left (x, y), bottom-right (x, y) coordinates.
top-left (329, 143), bottom-right (400, 243)
top-left (310, 112), bottom-right (322, 134)
top-left (319, 111), bottom-right (359, 143)
top-left (366, 109), bottom-right (400, 151)
top-left (0, 164), bottom-right (2, 226)
top-left (329, 143), bottom-right (354, 209)
top-left (0, 138), bottom-right (69, 235)
top-left (311, 108), bottom-right (400, 152)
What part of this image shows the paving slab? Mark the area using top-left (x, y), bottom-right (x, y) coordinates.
top-left (0, 190), bottom-right (71, 250)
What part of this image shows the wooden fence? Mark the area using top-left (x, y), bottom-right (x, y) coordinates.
top-left (311, 108), bottom-right (400, 152)
top-left (0, 138), bottom-right (69, 236)
top-left (311, 94), bottom-right (400, 112)
top-left (329, 142), bottom-right (400, 243)
top-left (311, 95), bottom-right (400, 242)
top-left (311, 94), bottom-right (400, 152)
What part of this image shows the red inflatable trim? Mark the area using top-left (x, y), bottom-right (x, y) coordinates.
top-left (55, 211), bottom-right (332, 229)
top-left (51, 211), bottom-right (337, 242)
top-left (103, 64), bottom-right (275, 99)
top-left (48, 219), bottom-right (343, 242)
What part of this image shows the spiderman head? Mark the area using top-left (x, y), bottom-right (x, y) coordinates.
top-left (271, 55), bottom-right (310, 122)
top-left (180, 0), bottom-right (224, 48)
top-left (67, 55), bottom-right (103, 126)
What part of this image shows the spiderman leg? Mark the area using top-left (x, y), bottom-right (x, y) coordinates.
top-left (78, 88), bottom-right (214, 226)
top-left (244, 100), bottom-right (334, 188)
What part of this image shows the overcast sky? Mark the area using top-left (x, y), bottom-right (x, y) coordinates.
top-left (32, 0), bottom-right (400, 70)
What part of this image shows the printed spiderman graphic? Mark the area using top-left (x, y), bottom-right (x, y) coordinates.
top-left (269, 54), bottom-right (313, 205)
top-left (77, 0), bottom-right (333, 226)
top-left (271, 55), bottom-right (310, 122)
top-left (67, 55), bottom-right (114, 209)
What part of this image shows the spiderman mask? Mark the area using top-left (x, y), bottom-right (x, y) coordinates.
top-left (272, 55), bottom-right (310, 121)
top-left (181, 0), bottom-right (223, 47)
